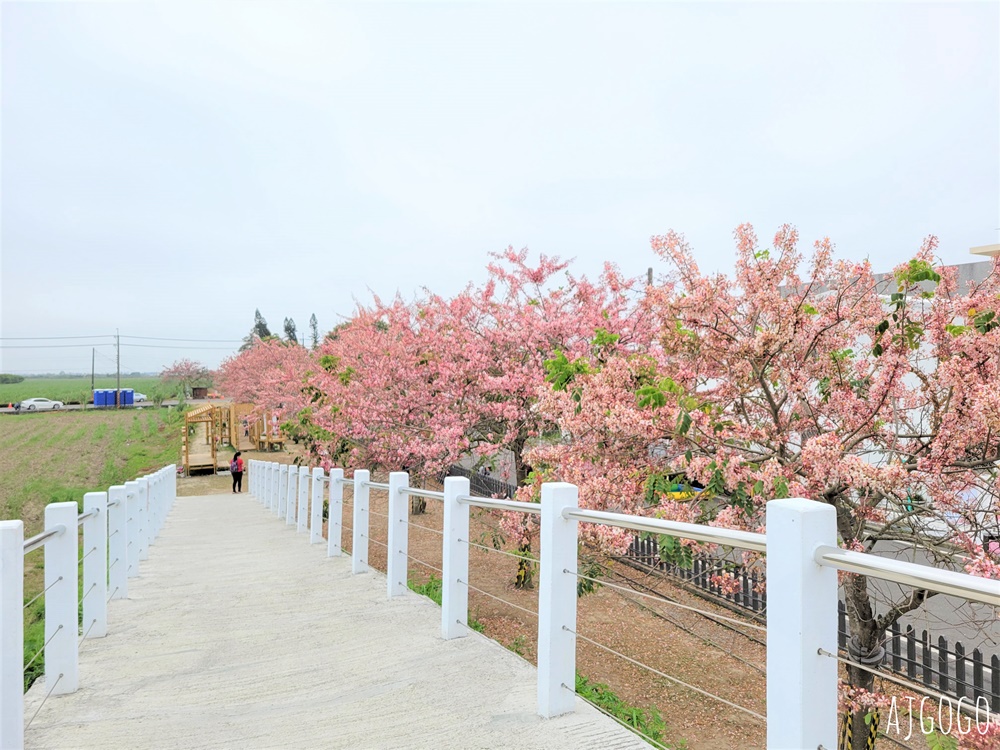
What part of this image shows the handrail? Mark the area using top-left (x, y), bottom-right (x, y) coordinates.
top-left (340, 478), bottom-right (355, 486)
top-left (457, 495), bottom-right (541, 514)
top-left (815, 545), bottom-right (1000, 608)
top-left (399, 487), bottom-right (444, 501)
top-left (364, 481), bottom-right (390, 490)
top-left (77, 509), bottom-right (98, 526)
top-left (23, 525), bottom-right (67, 555)
top-left (564, 508), bottom-right (767, 553)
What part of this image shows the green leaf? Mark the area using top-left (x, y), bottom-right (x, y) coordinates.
top-left (676, 411), bottom-right (692, 436)
top-left (802, 303), bottom-right (818, 315)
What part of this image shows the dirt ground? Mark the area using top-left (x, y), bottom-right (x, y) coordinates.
top-left (179, 450), bottom-right (770, 749)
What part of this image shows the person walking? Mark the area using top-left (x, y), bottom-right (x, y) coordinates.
top-left (231, 451), bottom-right (244, 493)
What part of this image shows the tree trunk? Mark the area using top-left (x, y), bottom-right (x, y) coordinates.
top-left (845, 574), bottom-right (881, 750)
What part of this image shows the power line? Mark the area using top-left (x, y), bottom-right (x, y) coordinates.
top-left (0, 343), bottom-right (116, 349)
top-left (119, 344), bottom-right (236, 350)
top-left (0, 335), bottom-right (114, 340)
top-left (120, 335), bottom-right (242, 343)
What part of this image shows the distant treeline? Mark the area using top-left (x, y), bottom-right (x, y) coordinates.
top-left (0, 374), bottom-right (25, 384)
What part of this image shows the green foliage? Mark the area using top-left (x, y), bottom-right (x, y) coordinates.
top-left (318, 354), bottom-right (340, 372)
top-left (577, 556), bottom-right (604, 597)
top-left (655, 533), bottom-right (693, 570)
top-left (507, 635), bottom-right (528, 656)
top-left (636, 376), bottom-right (683, 411)
top-left (544, 351), bottom-right (593, 392)
top-left (0, 373), bottom-right (25, 384)
top-left (894, 259), bottom-right (941, 287)
top-left (407, 575), bottom-right (485, 632)
top-left (921, 720), bottom-right (958, 750)
top-left (871, 263), bottom-right (941, 356)
top-left (574, 673), bottom-right (677, 747)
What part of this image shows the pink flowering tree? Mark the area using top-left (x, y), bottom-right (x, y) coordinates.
top-left (533, 225), bottom-right (1000, 747)
top-left (160, 358), bottom-right (211, 398)
top-left (215, 338), bottom-right (314, 440)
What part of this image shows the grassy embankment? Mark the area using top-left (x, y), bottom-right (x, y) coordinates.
top-left (0, 408), bottom-right (183, 689)
top-left (0, 376), bottom-right (170, 406)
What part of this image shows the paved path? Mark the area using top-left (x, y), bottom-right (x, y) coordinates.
top-left (24, 494), bottom-right (647, 750)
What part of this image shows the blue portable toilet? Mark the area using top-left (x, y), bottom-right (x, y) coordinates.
top-left (121, 389), bottom-right (134, 406)
top-left (93, 389), bottom-right (106, 407)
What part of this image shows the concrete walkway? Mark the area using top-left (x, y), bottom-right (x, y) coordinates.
top-left (24, 494), bottom-right (648, 749)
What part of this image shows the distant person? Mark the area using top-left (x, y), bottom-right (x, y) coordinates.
top-left (231, 451), bottom-right (244, 493)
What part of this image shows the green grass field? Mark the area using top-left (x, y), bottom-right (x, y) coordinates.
top-left (0, 408), bottom-right (183, 689)
top-left (0, 376), bottom-right (168, 405)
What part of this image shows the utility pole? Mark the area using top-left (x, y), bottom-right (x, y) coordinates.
top-left (116, 329), bottom-right (121, 408)
top-left (91, 349), bottom-right (95, 393)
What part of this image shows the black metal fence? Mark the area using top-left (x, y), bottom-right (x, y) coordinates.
top-left (838, 602), bottom-right (1000, 712)
top-left (445, 465), bottom-right (517, 499)
top-left (625, 533), bottom-right (999, 710)
top-left (628, 534), bottom-right (768, 614)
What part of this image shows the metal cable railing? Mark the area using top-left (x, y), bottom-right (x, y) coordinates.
top-left (23, 576), bottom-right (62, 610)
top-left (460, 537), bottom-right (539, 563)
top-left (570, 570), bottom-right (767, 634)
top-left (404, 519), bottom-right (443, 536)
top-left (23, 625), bottom-right (63, 673)
top-left (459, 579), bottom-right (539, 618)
top-left (564, 625), bottom-right (766, 722)
top-left (817, 648), bottom-right (988, 716)
top-left (403, 552), bottom-right (442, 574)
top-left (25, 672), bottom-right (63, 730)
top-left (400, 487), bottom-right (444, 501)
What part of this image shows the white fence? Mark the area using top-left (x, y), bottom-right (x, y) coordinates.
top-left (0, 465), bottom-right (177, 750)
top-left (248, 459), bottom-right (1000, 750)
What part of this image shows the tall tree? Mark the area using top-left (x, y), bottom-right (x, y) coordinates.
top-left (283, 317), bottom-right (298, 344)
top-left (309, 314), bottom-right (319, 349)
top-left (241, 309), bottom-right (273, 351)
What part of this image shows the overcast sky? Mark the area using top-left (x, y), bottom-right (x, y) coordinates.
top-left (2, 1), bottom-right (997, 375)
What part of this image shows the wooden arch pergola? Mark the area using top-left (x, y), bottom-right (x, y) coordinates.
top-left (183, 404), bottom-right (218, 475)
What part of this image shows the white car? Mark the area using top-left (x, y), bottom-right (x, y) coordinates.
top-left (133, 392), bottom-right (148, 402)
top-left (19, 398), bottom-right (64, 411)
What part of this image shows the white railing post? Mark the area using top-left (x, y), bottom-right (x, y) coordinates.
top-left (81, 491), bottom-right (108, 639)
top-left (169, 463), bottom-right (177, 511)
top-left (285, 468), bottom-right (297, 526)
top-left (125, 481), bottom-right (140, 578)
top-left (352, 470), bottom-right (370, 574)
top-left (766, 498), bottom-right (838, 750)
top-left (441, 476), bottom-right (469, 640)
top-left (136, 476), bottom-right (150, 561)
top-left (277, 465), bottom-right (288, 518)
top-left (0, 520), bottom-right (24, 750)
top-left (149, 474), bottom-right (160, 541)
top-left (269, 462), bottom-right (278, 510)
top-left (249, 460), bottom-right (255, 496)
top-left (327, 469), bottom-right (344, 556)
top-left (297, 466), bottom-right (310, 534)
top-left (45, 501), bottom-right (79, 695)
top-left (108, 485), bottom-right (128, 600)
top-left (387, 472), bottom-right (409, 598)
top-left (262, 462), bottom-right (270, 507)
top-left (537, 482), bottom-right (578, 718)
top-left (310, 468), bottom-right (324, 544)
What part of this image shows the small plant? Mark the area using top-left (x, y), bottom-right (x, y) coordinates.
top-left (407, 575), bottom-right (485, 632)
top-left (575, 673), bottom-right (678, 748)
top-left (507, 635), bottom-right (527, 656)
